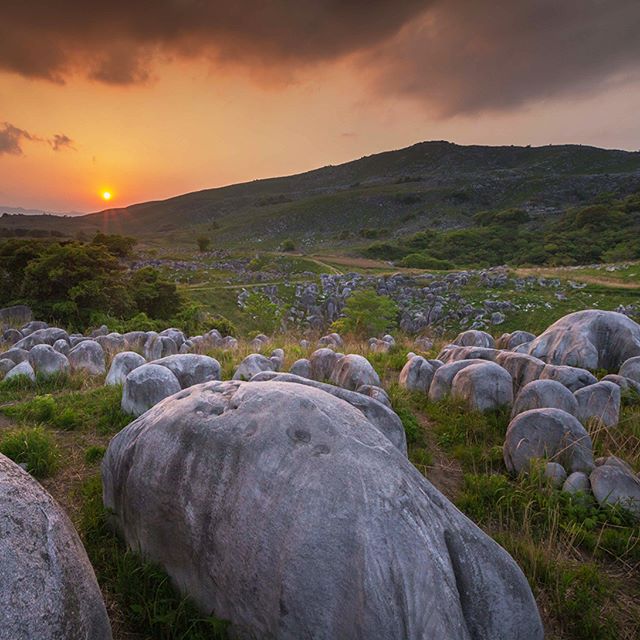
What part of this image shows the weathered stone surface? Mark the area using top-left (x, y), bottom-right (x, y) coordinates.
top-left (309, 348), bottom-right (343, 382)
top-left (511, 380), bottom-right (578, 418)
top-left (495, 352), bottom-right (545, 395)
top-left (317, 332), bottom-right (344, 349)
top-left (20, 320), bottom-right (47, 336)
top-left (121, 363), bottom-right (181, 416)
top-left (252, 372), bottom-right (407, 454)
top-left (159, 328), bottom-right (186, 347)
top-left (539, 364), bottom-right (597, 392)
top-left (68, 340), bottom-right (106, 376)
top-left (399, 356), bottom-right (435, 393)
top-left (504, 408), bottom-right (594, 475)
top-left (428, 359), bottom-right (489, 402)
top-left (289, 358), bottom-right (311, 378)
top-left (574, 381), bottom-right (620, 428)
top-left (356, 384), bottom-right (391, 408)
top-left (28, 344), bottom-right (70, 377)
top-left (103, 380), bottom-right (542, 640)
top-left (0, 304), bottom-right (32, 329)
top-left (590, 464), bottom-right (640, 520)
top-left (452, 329), bottom-right (495, 349)
top-left (0, 454), bottom-right (112, 640)
top-left (270, 348), bottom-right (285, 371)
top-left (123, 331), bottom-right (148, 353)
top-left (52, 338), bottom-right (70, 356)
top-left (95, 333), bottom-right (126, 356)
top-left (153, 354), bottom-right (221, 388)
top-left (2, 328), bottom-right (22, 346)
top-left (562, 471), bottom-right (591, 495)
top-left (105, 352), bottom-right (146, 386)
top-left (144, 334), bottom-right (178, 361)
top-left (5, 360), bottom-right (36, 382)
top-left (0, 358), bottom-right (16, 376)
top-left (233, 354), bottom-right (275, 381)
top-left (544, 462), bottom-right (567, 488)
top-left (438, 345), bottom-right (500, 364)
top-left (601, 374), bottom-right (640, 395)
top-left (496, 331), bottom-right (536, 350)
top-left (525, 310), bottom-right (640, 370)
top-left (0, 347), bottom-right (29, 364)
top-left (14, 327), bottom-right (69, 350)
top-left (595, 455), bottom-right (634, 474)
top-left (619, 355), bottom-right (640, 383)
top-left (329, 354), bottom-right (380, 391)
top-left (450, 362), bottom-right (513, 411)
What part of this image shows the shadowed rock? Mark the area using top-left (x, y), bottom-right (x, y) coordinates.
top-left (121, 363), bottom-right (181, 416)
top-left (106, 352), bottom-right (146, 386)
top-left (512, 380), bottom-right (578, 418)
top-left (450, 361), bottom-right (513, 411)
top-left (574, 381), bottom-right (620, 428)
top-left (330, 354), bottom-right (380, 391)
top-left (0, 454), bottom-right (112, 639)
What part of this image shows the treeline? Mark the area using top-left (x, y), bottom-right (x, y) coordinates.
top-left (0, 234), bottom-right (183, 331)
top-left (0, 227), bottom-right (67, 238)
top-left (364, 194), bottom-right (640, 269)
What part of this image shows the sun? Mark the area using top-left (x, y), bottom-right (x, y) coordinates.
top-left (102, 191), bottom-right (112, 201)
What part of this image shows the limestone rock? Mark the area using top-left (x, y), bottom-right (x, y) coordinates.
top-left (329, 354), bottom-right (380, 391)
top-left (450, 362), bottom-right (513, 411)
top-left (511, 380), bottom-right (578, 418)
top-left (68, 341), bottom-right (106, 376)
top-left (574, 381), bottom-right (620, 428)
top-left (105, 352), bottom-right (146, 386)
top-left (121, 363), bottom-right (181, 416)
top-left (399, 356), bottom-right (435, 393)
top-left (28, 344), bottom-right (70, 377)
top-left (233, 354), bottom-right (275, 381)
top-left (539, 364), bottom-right (597, 392)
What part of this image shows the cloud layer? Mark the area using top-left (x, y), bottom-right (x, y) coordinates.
top-left (0, 122), bottom-right (74, 156)
top-left (1, 1), bottom-right (639, 114)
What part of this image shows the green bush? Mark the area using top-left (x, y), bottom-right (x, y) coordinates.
top-left (196, 236), bottom-right (211, 252)
top-left (398, 253), bottom-right (453, 270)
top-left (280, 239), bottom-right (295, 252)
top-left (0, 427), bottom-right (58, 477)
top-left (242, 292), bottom-right (283, 334)
top-left (331, 289), bottom-right (398, 337)
top-left (84, 445), bottom-right (107, 464)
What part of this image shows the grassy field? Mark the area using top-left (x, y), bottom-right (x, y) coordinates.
top-left (0, 332), bottom-right (638, 639)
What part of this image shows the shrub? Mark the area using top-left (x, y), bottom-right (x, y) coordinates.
top-left (84, 445), bottom-right (106, 464)
top-left (196, 236), bottom-right (211, 252)
top-left (280, 239), bottom-right (295, 252)
top-left (0, 427), bottom-right (58, 477)
top-left (331, 289), bottom-right (398, 338)
top-left (398, 253), bottom-right (453, 270)
top-left (242, 292), bottom-right (283, 334)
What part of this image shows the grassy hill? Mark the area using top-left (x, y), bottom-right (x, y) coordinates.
top-left (3, 141), bottom-right (640, 249)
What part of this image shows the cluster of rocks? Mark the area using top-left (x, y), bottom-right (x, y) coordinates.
top-left (398, 310), bottom-right (640, 519)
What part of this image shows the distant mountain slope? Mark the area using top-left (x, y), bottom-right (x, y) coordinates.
top-left (4, 141), bottom-right (640, 247)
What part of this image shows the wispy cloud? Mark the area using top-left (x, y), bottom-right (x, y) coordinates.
top-left (49, 133), bottom-right (75, 152)
top-left (0, 122), bottom-right (75, 156)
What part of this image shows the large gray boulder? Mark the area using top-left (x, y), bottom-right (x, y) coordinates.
top-left (0, 359), bottom-right (16, 376)
top-left (270, 348), bottom-right (285, 371)
top-left (103, 380), bottom-right (543, 640)
top-left (511, 380), bottom-right (578, 418)
top-left (574, 381), bottom-right (620, 428)
top-left (399, 356), bottom-right (435, 393)
top-left (20, 320), bottom-right (47, 336)
top-left (0, 304), bottom-right (32, 329)
top-left (450, 362), bottom-right (513, 411)
top-left (233, 354), bottom-right (275, 381)
top-left (0, 454), bottom-right (112, 640)
top-left (52, 338), bottom-right (70, 356)
top-left (317, 332), bottom-right (344, 349)
top-left (525, 310), bottom-right (640, 370)
top-left (28, 344), bottom-right (70, 377)
top-left (123, 331), bottom-right (148, 353)
top-left (144, 334), bottom-right (178, 361)
top-left (5, 360), bottom-right (36, 382)
top-left (562, 471), bottom-right (591, 495)
top-left (105, 351), bottom-right (146, 386)
top-left (494, 352), bottom-right (546, 395)
top-left (590, 464), bottom-right (640, 520)
top-left (619, 355), bottom-right (640, 384)
top-left (309, 348), bottom-right (343, 381)
top-left (0, 347), bottom-right (29, 364)
top-left (539, 364), bottom-right (597, 392)
top-left (95, 333), bottom-right (126, 356)
top-left (329, 354), bottom-right (380, 391)
top-left (496, 331), bottom-right (536, 351)
top-left (159, 328), bottom-right (186, 348)
top-left (252, 372), bottom-right (407, 454)
top-left (428, 359), bottom-right (488, 402)
top-left (121, 363), bottom-right (182, 417)
top-left (14, 327), bottom-right (69, 350)
top-left (356, 384), bottom-right (391, 408)
top-left (2, 328), bottom-right (22, 346)
top-left (504, 408), bottom-right (594, 475)
top-left (601, 374), bottom-right (640, 395)
top-left (437, 345), bottom-right (499, 364)
top-left (68, 340), bottom-right (106, 376)
top-left (452, 329), bottom-right (495, 348)
top-left (153, 354), bottom-right (221, 388)
top-left (289, 358), bottom-right (311, 378)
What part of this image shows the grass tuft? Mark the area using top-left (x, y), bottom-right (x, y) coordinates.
top-left (0, 426), bottom-right (59, 477)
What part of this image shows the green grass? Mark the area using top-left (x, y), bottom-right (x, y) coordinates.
top-left (0, 426), bottom-right (59, 477)
top-left (80, 475), bottom-right (229, 639)
top-left (0, 372), bottom-right (84, 404)
top-left (1, 385), bottom-right (131, 434)
top-left (84, 445), bottom-right (107, 464)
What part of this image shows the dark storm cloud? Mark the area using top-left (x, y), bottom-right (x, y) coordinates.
top-left (0, 122), bottom-right (37, 155)
top-left (49, 134), bottom-right (75, 151)
top-left (365, 0), bottom-right (640, 114)
top-left (1, 1), bottom-right (639, 114)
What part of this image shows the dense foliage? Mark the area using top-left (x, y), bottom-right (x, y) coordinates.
top-left (364, 194), bottom-right (640, 268)
top-left (331, 289), bottom-right (398, 337)
top-left (0, 237), bottom-right (181, 330)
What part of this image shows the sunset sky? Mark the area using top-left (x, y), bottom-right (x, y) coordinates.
top-left (2, 0), bottom-right (639, 213)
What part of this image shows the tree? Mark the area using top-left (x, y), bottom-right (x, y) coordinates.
top-left (21, 242), bottom-right (132, 324)
top-left (129, 267), bottom-right (182, 320)
top-left (0, 239), bottom-right (46, 304)
top-left (332, 289), bottom-right (398, 337)
top-left (196, 236), bottom-right (211, 252)
top-left (243, 292), bottom-right (282, 334)
top-left (281, 239), bottom-right (295, 252)
top-left (91, 232), bottom-right (136, 257)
